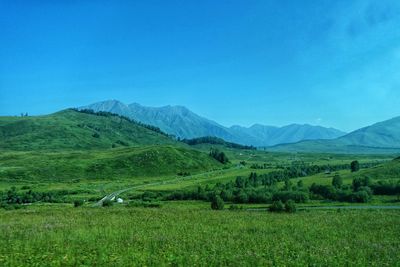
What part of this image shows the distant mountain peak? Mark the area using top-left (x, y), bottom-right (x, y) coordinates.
top-left (80, 100), bottom-right (347, 146)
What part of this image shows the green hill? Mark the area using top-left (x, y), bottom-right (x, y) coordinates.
top-left (0, 146), bottom-right (222, 182)
top-left (352, 157), bottom-right (400, 180)
top-left (0, 109), bottom-right (176, 151)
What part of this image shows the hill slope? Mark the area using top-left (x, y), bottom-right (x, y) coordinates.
top-left (270, 116), bottom-right (400, 154)
top-left (0, 146), bottom-right (222, 181)
top-left (0, 109), bottom-right (175, 151)
top-left (82, 100), bottom-right (346, 146)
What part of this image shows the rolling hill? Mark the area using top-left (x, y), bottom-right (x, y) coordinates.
top-left (0, 109), bottom-right (176, 151)
top-left (270, 116), bottom-right (400, 154)
top-left (353, 157), bottom-right (400, 180)
top-left (0, 146), bottom-right (222, 181)
top-left (81, 100), bottom-right (346, 146)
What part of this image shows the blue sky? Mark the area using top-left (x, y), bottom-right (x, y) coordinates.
top-left (0, 0), bottom-right (399, 132)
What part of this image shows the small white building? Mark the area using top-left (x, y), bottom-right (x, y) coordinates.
top-left (117, 198), bottom-right (124, 204)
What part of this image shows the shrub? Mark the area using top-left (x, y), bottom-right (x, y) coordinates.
top-left (102, 199), bottom-right (113, 207)
top-left (211, 195), bottom-right (224, 210)
top-left (351, 190), bottom-right (371, 203)
top-left (269, 200), bottom-right (284, 212)
top-left (332, 174), bottom-right (343, 188)
top-left (73, 199), bottom-right (84, 207)
top-left (285, 200), bottom-right (297, 213)
top-left (272, 191), bottom-right (308, 203)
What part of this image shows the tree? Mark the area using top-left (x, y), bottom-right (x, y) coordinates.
top-left (350, 160), bottom-right (360, 172)
top-left (209, 148), bottom-right (229, 164)
top-left (332, 174), bottom-right (343, 188)
top-left (283, 179), bottom-right (293, 191)
top-left (211, 195), bottom-right (224, 210)
top-left (284, 200), bottom-right (297, 213)
top-left (269, 200), bottom-right (284, 212)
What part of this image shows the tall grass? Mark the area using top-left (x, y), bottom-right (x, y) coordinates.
top-left (0, 206), bottom-right (399, 266)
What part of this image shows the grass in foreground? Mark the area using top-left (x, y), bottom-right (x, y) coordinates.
top-left (0, 205), bottom-right (399, 266)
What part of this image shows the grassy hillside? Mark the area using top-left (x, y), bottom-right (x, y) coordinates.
top-left (352, 157), bottom-right (400, 180)
top-left (0, 109), bottom-right (176, 151)
top-left (0, 146), bottom-right (222, 182)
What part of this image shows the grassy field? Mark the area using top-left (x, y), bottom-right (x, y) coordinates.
top-left (0, 203), bottom-right (399, 266)
top-left (1, 115), bottom-right (399, 267)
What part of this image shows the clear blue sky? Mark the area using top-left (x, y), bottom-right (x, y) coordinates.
top-left (1, 0), bottom-right (399, 132)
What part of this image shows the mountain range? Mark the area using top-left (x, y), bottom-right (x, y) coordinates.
top-left (80, 100), bottom-right (346, 146)
top-left (270, 116), bottom-right (400, 154)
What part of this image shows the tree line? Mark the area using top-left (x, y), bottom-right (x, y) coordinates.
top-left (72, 108), bottom-right (170, 137)
top-left (182, 136), bottom-right (256, 150)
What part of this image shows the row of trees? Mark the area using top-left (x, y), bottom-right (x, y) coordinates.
top-left (166, 168), bottom-right (400, 206)
top-left (74, 109), bottom-right (170, 137)
top-left (0, 187), bottom-right (90, 208)
top-left (209, 148), bottom-right (229, 164)
top-left (183, 136), bottom-right (256, 150)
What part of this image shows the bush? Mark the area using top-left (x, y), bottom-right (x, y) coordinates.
top-left (102, 199), bottom-right (113, 207)
top-left (73, 200), bottom-right (84, 207)
top-left (211, 195), bottom-right (224, 210)
top-left (127, 200), bottom-right (162, 208)
top-left (269, 200), bottom-right (285, 212)
top-left (352, 190), bottom-right (371, 203)
top-left (272, 191), bottom-right (308, 203)
top-left (332, 174), bottom-right (343, 188)
top-left (285, 200), bottom-right (297, 213)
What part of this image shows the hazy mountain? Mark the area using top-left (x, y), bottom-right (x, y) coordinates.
top-left (82, 100), bottom-right (236, 141)
top-left (229, 123), bottom-right (346, 146)
top-left (81, 100), bottom-right (346, 146)
top-left (270, 116), bottom-right (400, 154)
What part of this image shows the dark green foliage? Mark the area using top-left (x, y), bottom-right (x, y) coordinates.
top-left (310, 182), bottom-right (373, 203)
top-left (211, 195), bottom-right (224, 210)
top-left (183, 136), bottom-right (256, 150)
top-left (0, 187), bottom-right (87, 206)
top-left (74, 200), bottom-right (84, 207)
top-left (284, 200), bottom-right (297, 213)
top-left (209, 148), bottom-right (229, 164)
top-left (127, 200), bottom-right (162, 208)
top-left (310, 184), bottom-right (337, 199)
top-left (92, 132), bottom-right (100, 138)
top-left (272, 191), bottom-right (308, 203)
top-left (283, 179), bottom-right (293, 191)
top-left (371, 181), bottom-right (400, 195)
top-left (76, 109), bottom-right (169, 136)
top-left (332, 174), bottom-right (343, 188)
top-left (269, 200), bottom-right (285, 212)
top-left (297, 180), bottom-right (304, 188)
top-left (351, 160), bottom-right (360, 172)
top-left (102, 199), bottom-right (113, 207)
top-left (352, 177), bottom-right (371, 191)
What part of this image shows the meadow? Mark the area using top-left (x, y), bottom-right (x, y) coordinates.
top-left (0, 203), bottom-right (399, 266)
